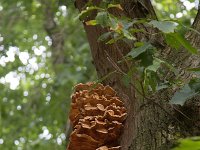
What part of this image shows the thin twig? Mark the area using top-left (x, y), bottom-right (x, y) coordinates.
top-left (170, 104), bottom-right (191, 120)
top-left (105, 51), bottom-right (126, 75)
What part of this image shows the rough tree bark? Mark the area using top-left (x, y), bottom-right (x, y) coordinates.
top-left (75, 0), bottom-right (200, 150)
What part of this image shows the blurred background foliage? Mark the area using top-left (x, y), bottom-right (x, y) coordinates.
top-left (0, 0), bottom-right (198, 149)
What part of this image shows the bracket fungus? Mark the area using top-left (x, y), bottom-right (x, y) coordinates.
top-left (67, 82), bottom-right (127, 150)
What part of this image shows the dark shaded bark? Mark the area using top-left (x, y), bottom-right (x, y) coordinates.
top-left (75, 0), bottom-right (200, 149)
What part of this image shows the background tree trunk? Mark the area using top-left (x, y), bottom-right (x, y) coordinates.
top-left (41, 0), bottom-right (66, 66)
top-left (75, 0), bottom-right (200, 149)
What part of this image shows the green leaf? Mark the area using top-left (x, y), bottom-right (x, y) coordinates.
top-left (149, 20), bottom-right (177, 33)
top-left (189, 78), bottom-right (200, 92)
top-left (105, 35), bottom-right (123, 44)
top-left (156, 84), bottom-right (169, 91)
top-left (146, 58), bottom-right (163, 72)
top-left (77, 6), bottom-right (103, 20)
top-left (165, 34), bottom-right (181, 50)
top-left (172, 137), bottom-right (200, 150)
top-left (170, 84), bottom-right (198, 105)
top-left (107, 4), bottom-right (123, 10)
top-left (139, 51), bottom-right (154, 67)
top-left (181, 23), bottom-right (200, 36)
top-left (149, 72), bottom-right (157, 92)
top-left (127, 42), bottom-right (154, 58)
top-left (106, 38), bottom-right (116, 44)
top-left (98, 32), bottom-right (112, 41)
top-left (187, 67), bottom-right (200, 72)
top-left (169, 33), bottom-right (198, 54)
top-left (143, 70), bottom-right (149, 92)
top-left (134, 42), bottom-right (144, 47)
top-left (130, 28), bottom-right (145, 34)
top-left (108, 15), bottom-right (118, 30)
top-left (143, 70), bottom-right (158, 92)
top-left (85, 20), bottom-right (97, 26)
top-left (95, 12), bottom-right (109, 27)
top-left (121, 29), bottom-right (136, 40)
top-left (122, 74), bottom-right (131, 87)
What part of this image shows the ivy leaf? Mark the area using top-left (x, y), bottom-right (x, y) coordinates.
top-left (165, 34), bottom-right (181, 50)
top-left (143, 70), bottom-right (158, 92)
top-left (121, 29), bottom-right (136, 40)
top-left (138, 50), bottom-right (154, 67)
top-left (127, 42), bottom-right (154, 58)
top-left (170, 84), bottom-right (198, 105)
top-left (149, 73), bottom-right (158, 92)
top-left (149, 20), bottom-right (177, 33)
top-left (187, 67), bottom-right (200, 72)
top-left (106, 35), bottom-right (123, 44)
top-left (134, 42), bottom-right (144, 47)
top-left (148, 72), bottom-right (158, 92)
top-left (122, 74), bottom-right (131, 87)
top-left (171, 79), bottom-right (200, 105)
top-left (156, 84), bottom-right (169, 91)
top-left (77, 6), bottom-right (103, 20)
top-left (189, 78), bottom-right (200, 92)
top-left (106, 39), bottom-right (115, 44)
top-left (107, 4), bottom-right (123, 10)
top-left (98, 32), bottom-right (112, 41)
top-left (146, 58), bottom-right (163, 72)
top-left (130, 28), bottom-right (145, 34)
top-left (95, 12), bottom-right (109, 27)
top-left (122, 67), bottom-right (136, 87)
top-left (170, 33), bottom-right (198, 54)
top-left (85, 20), bottom-right (97, 26)
top-left (108, 16), bottom-right (119, 30)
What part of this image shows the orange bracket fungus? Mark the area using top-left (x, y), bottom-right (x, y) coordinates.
top-left (67, 82), bottom-right (127, 150)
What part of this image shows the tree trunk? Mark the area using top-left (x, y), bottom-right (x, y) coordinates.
top-left (75, 0), bottom-right (200, 149)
